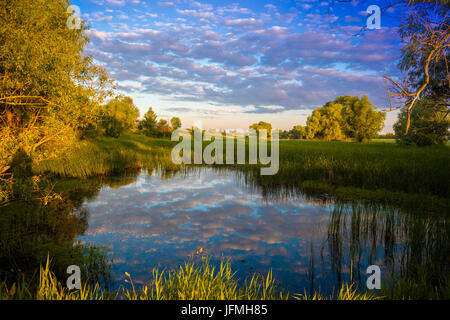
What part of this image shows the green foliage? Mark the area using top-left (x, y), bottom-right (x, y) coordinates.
top-left (0, 0), bottom-right (112, 204)
top-left (306, 95), bottom-right (385, 142)
top-left (338, 95), bottom-right (386, 142)
top-left (103, 116), bottom-right (124, 138)
top-left (35, 135), bottom-right (450, 198)
top-left (239, 139), bottom-right (449, 198)
top-left (381, 266), bottom-right (450, 300)
top-left (170, 117), bottom-right (182, 130)
top-left (249, 121), bottom-right (272, 137)
top-left (306, 102), bottom-right (345, 140)
top-left (280, 125), bottom-right (306, 140)
top-left (156, 119), bottom-right (171, 137)
top-left (33, 133), bottom-right (180, 178)
top-left (394, 98), bottom-right (449, 146)
top-left (101, 95), bottom-right (139, 137)
top-left (138, 107), bottom-right (158, 136)
top-left (0, 0), bottom-right (112, 155)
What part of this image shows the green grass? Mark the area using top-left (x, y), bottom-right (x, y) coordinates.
top-left (33, 132), bottom-right (179, 178)
top-left (251, 140), bottom-right (450, 198)
top-left (0, 255), bottom-right (377, 300)
top-left (33, 134), bottom-right (450, 200)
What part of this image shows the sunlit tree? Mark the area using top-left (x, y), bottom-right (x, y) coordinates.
top-left (139, 107), bottom-right (158, 136)
top-left (171, 117), bottom-right (182, 130)
top-left (0, 0), bottom-right (112, 203)
top-left (394, 97), bottom-right (449, 145)
top-left (338, 95), bottom-right (385, 142)
top-left (101, 95), bottom-right (139, 137)
top-left (156, 119), bottom-right (171, 137)
top-left (249, 121), bottom-right (273, 137)
top-left (306, 102), bottom-right (345, 141)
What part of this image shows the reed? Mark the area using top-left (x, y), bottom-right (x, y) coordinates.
top-left (0, 255), bottom-right (378, 300)
top-left (32, 134), bottom-right (450, 199)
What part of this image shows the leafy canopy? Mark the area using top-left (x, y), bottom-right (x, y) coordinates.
top-left (306, 95), bottom-right (385, 142)
top-left (394, 97), bottom-right (449, 146)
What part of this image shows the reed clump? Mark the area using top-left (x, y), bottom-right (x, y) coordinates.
top-left (0, 255), bottom-right (378, 300)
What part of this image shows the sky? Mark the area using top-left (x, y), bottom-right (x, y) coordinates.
top-left (74, 0), bottom-right (406, 132)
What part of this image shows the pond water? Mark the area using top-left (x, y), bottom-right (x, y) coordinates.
top-left (71, 167), bottom-right (449, 294)
top-left (1, 166), bottom-right (448, 295)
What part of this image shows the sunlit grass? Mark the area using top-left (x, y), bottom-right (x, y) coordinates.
top-left (33, 134), bottom-right (450, 199)
top-left (0, 255), bottom-right (380, 300)
top-left (122, 257), bottom-right (288, 300)
top-left (33, 132), bottom-right (179, 178)
top-left (293, 283), bottom-right (379, 300)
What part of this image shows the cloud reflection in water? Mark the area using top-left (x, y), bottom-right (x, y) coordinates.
top-left (76, 169), bottom-right (334, 290)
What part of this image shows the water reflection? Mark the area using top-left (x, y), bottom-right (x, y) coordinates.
top-left (1, 165), bottom-right (448, 295)
top-left (74, 168), bottom-right (449, 294)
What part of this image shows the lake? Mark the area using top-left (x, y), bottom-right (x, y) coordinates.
top-left (68, 167), bottom-right (449, 295)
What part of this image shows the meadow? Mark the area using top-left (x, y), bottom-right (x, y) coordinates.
top-left (19, 133), bottom-right (448, 300)
top-left (34, 133), bottom-right (450, 200)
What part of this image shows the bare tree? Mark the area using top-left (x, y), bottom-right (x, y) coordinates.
top-left (383, 0), bottom-right (449, 133)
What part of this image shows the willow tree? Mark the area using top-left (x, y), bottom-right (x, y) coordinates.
top-left (306, 96), bottom-right (384, 142)
top-left (101, 95), bottom-right (140, 138)
top-left (306, 102), bottom-right (346, 141)
top-left (0, 0), bottom-right (113, 203)
top-left (384, 0), bottom-right (449, 134)
top-left (249, 121), bottom-right (273, 137)
top-left (171, 117), bottom-right (182, 130)
top-left (338, 95), bottom-right (385, 142)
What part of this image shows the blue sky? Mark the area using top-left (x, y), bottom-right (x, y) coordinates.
top-left (74, 0), bottom-right (405, 132)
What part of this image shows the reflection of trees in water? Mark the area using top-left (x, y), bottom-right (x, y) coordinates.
top-left (324, 202), bottom-right (450, 293)
top-left (0, 168), bottom-right (145, 290)
top-left (231, 166), bottom-right (449, 295)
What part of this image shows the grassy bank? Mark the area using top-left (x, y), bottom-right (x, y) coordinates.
top-left (33, 133), bottom-right (179, 178)
top-left (2, 254), bottom-right (448, 300)
top-left (270, 140), bottom-right (449, 198)
top-left (33, 134), bottom-right (450, 200)
top-left (0, 255), bottom-right (377, 300)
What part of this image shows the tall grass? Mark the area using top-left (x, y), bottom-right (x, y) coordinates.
top-left (0, 255), bottom-right (377, 300)
top-left (123, 257), bottom-right (288, 300)
top-left (33, 134), bottom-right (449, 199)
top-left (33, 133), bottom-right (179, 178)
top-left (294, 283), bottom-right (378, 300)
top-left (253, 140), bottom-right (450, 198)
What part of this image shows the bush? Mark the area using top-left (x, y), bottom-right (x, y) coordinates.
top-left (394, 98), bottom-right (449, 146)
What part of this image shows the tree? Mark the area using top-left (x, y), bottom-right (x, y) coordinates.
top-left (0, 0), bottom-right (112, 203)
top-left (306, 102), bottom-right (345, 141)
top-left (286, 125), bottom-right (306, 139)
top-left (306, 96), bottom-right (384, 142)
top-left (384, 1), bottom-right (449, 134)
top-left (394, 97), bottom-right (449, 145)
top-left (170, 117), bottom-right (182, 130)
top-left (103, 116), bottom-right (124, 138)
top-left (156, 119), bottom-right (171, 137)
top-left (139, 107), bottom-right (158, 136)
top-left (338, 95), bottom-right (386, 142)
top-left (101, 95), bottom-right (139, 137)
top-left (280, 130), bottom-right (290, 139)
top-left (249, 121), bottom-right (272, 137)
